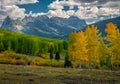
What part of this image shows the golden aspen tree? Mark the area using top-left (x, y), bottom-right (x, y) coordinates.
top-left (98, 37), bottom-right (110, 67)
top-left (105, 22), bottom-right (119, 42)
top-left (68, 31), bottom-right (77, 63)
top-left (85, 25), bottom-right (101, 68)
top-left (68, 31), bottom-right (88, 68)
top-left (105, 22), bottom-right (120, 69)
top-left (112, 34), bottom-right (120, 67)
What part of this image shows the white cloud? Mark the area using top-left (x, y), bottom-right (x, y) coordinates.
top-left (47, 0), bottom-right (120, 19)
top-left (48, 9), bottom-right (70, 18)
top-left (0, 0), bottom-right (38, 5)
top-left (103, 1), bottom-right (120, 9)
top-left (18, 0), bottom-right (38, 5)
top-left (66, 10), bottom-right (75, 16)
top-left (48, 0), bottom-right (80, 10)
top-left (48, 0), bottom-right (64, 9)
top-left (0, 0), bottom-right (38, 20)
top-left (3, 5), bottom-right (25, 19)
top-left (99, 7), bottom-right (120, 16)
top-left (26, 11), bottom-right (46, 17)
top-left (0, 0), bottom-right (120, 25)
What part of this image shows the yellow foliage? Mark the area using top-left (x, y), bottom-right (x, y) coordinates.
top-left (105, 22), bottom-right (119, 42)
top-left (68, 31), bottom-right (88, 65)
top-left (85, 25), bottom-right (101, 64)
top-left (68, 25), bottom-right (102, 67)
top-left (105, 22), bottom-right (120, 65)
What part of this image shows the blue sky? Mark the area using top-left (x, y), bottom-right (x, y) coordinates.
top-left (0, 0), bottom-right (120, 24)
top-left (18, 0), bottom-right (55, 13)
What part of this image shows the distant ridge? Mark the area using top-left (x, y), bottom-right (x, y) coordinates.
top-left (93, 16), bottom-right (120, 36)
top-left (1, 15), bottom-right (86, 39)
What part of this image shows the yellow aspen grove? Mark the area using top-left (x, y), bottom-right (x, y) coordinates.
top-left (68, 31), bottom-right (88, 68)
top-left (105, 22), bottom-right (119, 42)
top-left (85, 25), bottom-right (101, 68)
top-left (68, 23), bottom-right (120, 69)
top-left (105, 22), bottom-right (120, 68)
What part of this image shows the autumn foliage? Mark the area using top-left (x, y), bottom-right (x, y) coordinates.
top-left (0, 22), bottom-right (120, 69)
top-left (68, 22), bottom-right (120, 69)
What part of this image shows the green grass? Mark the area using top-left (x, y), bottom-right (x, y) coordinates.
top-left (0, 64), bottom-right (120, 84)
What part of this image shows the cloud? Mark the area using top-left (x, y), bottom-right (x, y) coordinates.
top-left (0, 0), bottom-right (38, 5)
top-left (26, 11), bottom-right (46, 17)
top-left (0, 0), bottom-right (120, 24)
top-left (46, 0), bottom-right (120, 19)
top-left (0, 0), bottom-right (38, 20)
top-left (0, 5), bottom-right (25, 19)
top-left (103, 1), bottom-right (120, 9)
top-left (99, 7), bottom-right (120, 15)
top-left (47, 9), bottom-right (70, 18)
top-left (74, 0), bottom-right (120, 9)
top-left (48, 0), bottom-right (80, 10)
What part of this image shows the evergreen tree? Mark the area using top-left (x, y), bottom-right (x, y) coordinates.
top-left (55, 51), bottom-right (60, 60)
top-left (64, 53), bottom-right (73, 68)
top-left (50, 51), bottom-right (54, 59)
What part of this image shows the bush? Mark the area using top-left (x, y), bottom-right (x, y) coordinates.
top-left (51, 60), bottom-right (64, 67)
top-left (31, 57), bottom-right (46, 66)
top-left (0, 51), bottom-right (29, 65)
top-left (0, 51), bottom-right (64, 67)
top-left (15, 60), bottom-right (27, 65)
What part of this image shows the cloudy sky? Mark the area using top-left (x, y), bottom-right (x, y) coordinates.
top-left (0, 0), bottom-right (120, 24)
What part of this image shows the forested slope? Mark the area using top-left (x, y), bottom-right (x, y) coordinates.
top-left (0, 28), bottom-right (67, 56)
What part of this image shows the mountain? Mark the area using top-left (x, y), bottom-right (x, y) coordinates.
top-left (1, 15), bottom-right (86, 39)
top-left (1, 16), bottom-right (15, 31)
top-left (93, 16), bottom-right (120, 36)
top-left (1, 16), bottom-right (23, 32)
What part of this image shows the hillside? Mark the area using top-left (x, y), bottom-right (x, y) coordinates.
top-left (0, 28), bottom-right (67, 67)
top-left (0, 28), bottom-right (67, 55)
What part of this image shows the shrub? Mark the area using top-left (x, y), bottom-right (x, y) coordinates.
top-left (15, 60), bottom-right (26, 65)
top-left (31, 57), bottom-right (46, 66)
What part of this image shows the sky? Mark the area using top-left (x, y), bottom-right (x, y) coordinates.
top-left (0, 0), bottom-right (120, 24)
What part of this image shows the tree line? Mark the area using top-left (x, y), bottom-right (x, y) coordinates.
top-left (0, 29), bottom-right (67, 57)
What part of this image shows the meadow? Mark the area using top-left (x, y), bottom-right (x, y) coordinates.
top-left (0, 64), bottom-right (120, 84)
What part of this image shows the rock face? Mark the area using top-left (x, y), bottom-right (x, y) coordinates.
top-left (1, 15), bottom-right (87, 39)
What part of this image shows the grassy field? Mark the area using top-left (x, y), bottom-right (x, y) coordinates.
top-left (0, 64), bottom-right (120, 84)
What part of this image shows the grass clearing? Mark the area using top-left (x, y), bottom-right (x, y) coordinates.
top-left (0, 64), bottom-right (120, 84)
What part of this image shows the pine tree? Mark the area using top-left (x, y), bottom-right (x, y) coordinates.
top-left (50, 51), bottom-right (53, 59)
top-left (55, 51), bottom-right (60, 60)
top-left (64, 53), bottom-right (73, 68)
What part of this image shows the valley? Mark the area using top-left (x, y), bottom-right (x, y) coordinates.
top-left (0, 0), bottom-right (120, 84)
